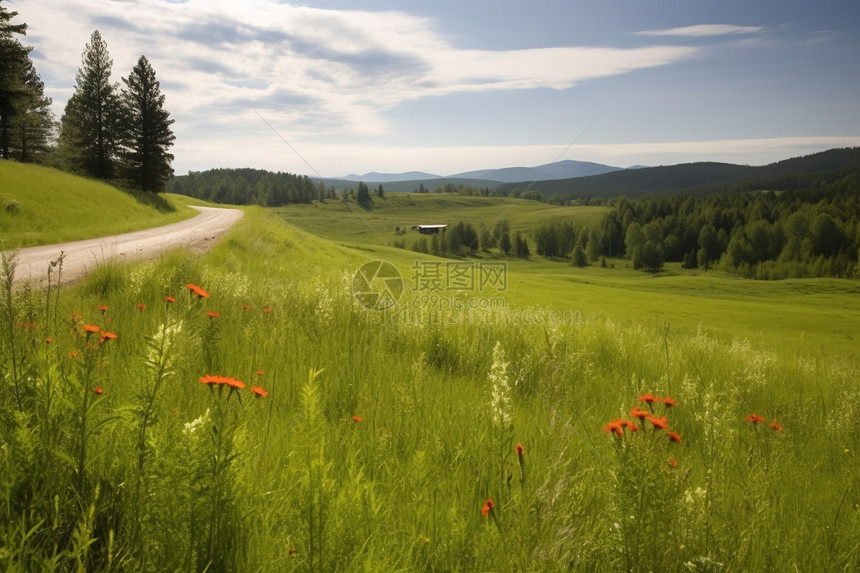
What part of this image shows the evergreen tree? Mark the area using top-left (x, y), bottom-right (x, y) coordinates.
top-left (0, 1), bottom-right (33, 158)
top-left (121, 55), bottom-right (175, 192)
top-left (357, 181), bottom-right (372, 206)
top-left (9, 59), bottom-right (53, 162)
top-left (60, 30), bottom-right (123, 179)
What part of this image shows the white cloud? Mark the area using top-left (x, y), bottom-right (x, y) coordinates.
top-left (637, 24), bottom-right (765, 37)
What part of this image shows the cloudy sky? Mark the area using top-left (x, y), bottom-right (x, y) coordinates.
top-left (14, 0), bottom-right (860, 176)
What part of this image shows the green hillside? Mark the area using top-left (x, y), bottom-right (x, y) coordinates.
top-left (0, 161), bottom-right (194, 249)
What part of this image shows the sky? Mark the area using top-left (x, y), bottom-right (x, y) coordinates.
top-left (12, 0), bottom-right (860, 177)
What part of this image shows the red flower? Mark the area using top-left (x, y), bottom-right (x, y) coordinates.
top-left (515, 443), bottom-right (524, 456)
top-left (255, 370), bottom-right (264, 376)
top-left (251, 385), bottom-right (268, 398)
top-left (207, 311), bottom-right (219, 319)
top-left (352, 415), bottom-right (363, 423)
top-left (647, 416), bottom-right (669, 430)
top-left (243, 305), bottom-right (251, 311)
top-left (744, 414), bottom-right (765, 425)
top-left (630, 406), bottom-right (649, 420)
top-left (667, 431), bottom-right (682, 443)
top-left (99, 305), bottom-right (108, 314)
top-left (663, 396), bottom-right (678, 407)
top-left (137, 303), bottom-right (146, 310)
top-left (769, 422), bottom-right (783, 432)
top-left (165, 295), bottom-right (176, 303)
top-left (93, 386), bottom-right (103, 395)
top-left (638, 392), bottom-right (657, 405)
top-left (482, 499), bottom-right (494, 516)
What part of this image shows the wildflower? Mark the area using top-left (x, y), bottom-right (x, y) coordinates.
top-left (99, 305), bottom-right (108, 314)
top-left (488, 341), bottom-right (513, 428)
top-left (769, 422), bottom-right (783, 432)
top-left (648, 416), bottom-right (669, 430)
top-left (137, 303), bottom-right (146, 310)
top-left (251, 385), bottom-right (268, 398)
top-left (352, 415), bottom-right (363, 423)
top-left (667, 431), bottom-right (682, 443)
top-left (255, 371), bottom-right (264, 376)
top-left (185, 283), bottom-right (210, 299)
top-left (45, 337), bottom-right (52, 344)
top-left (630, 406), bottom-right (649, 420)
top-left (93, 386), bottom-right (103, 395)
top-left (165, 295), bottom-right (176, 303)
top-left (603, 420), bottom-right (624, 436)
top-left (482, 499), bottom-right (495, 517)
top-left (262, 307), bottom-right (271, 314)
top-left (744, 414), bottom-right (765, 425)
top-left (663, 396), bottom-right (678, 408)
top-left (516, 443), bottom-right (524, 456)
top-left (99, 330), bottom-right (118, 344)
top-left (638, 392), bottom-right (657, 405)
top-left (207, 311), bottom-right (219, 319)
top-left (669, 457), bottom-right (679, 468)
top-left (224, 377), bottom-right (245, 390)
top-left (629, 423), bottom-right (640, 432)
top-left (69, 351), bottom-right (80, 359)
top-left (243, 305), bottom-right (251, 311)
top-left (82, 323), bottom-right (101, 337)
top-left (72, 313), bottom-right (82, 320)
top-left (199, 374), bottom-right (220, 386)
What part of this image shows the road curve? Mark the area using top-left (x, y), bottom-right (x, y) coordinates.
top-left (5, 206), bottom-right (244, 285)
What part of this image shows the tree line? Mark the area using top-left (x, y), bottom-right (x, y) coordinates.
top-left (0, 1), bottom-right (175, 192)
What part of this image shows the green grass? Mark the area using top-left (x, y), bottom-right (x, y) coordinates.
top-left (0, 162), bottom-right (196, 249)
top-left (1, 197), bottom-right (858, 571)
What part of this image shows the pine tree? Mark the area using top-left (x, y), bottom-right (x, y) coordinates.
top-left (0, 1), bottom-right (32, 159)
top-left (9, 59), bottom-right (53, 162)
top-left (121, 55), bottom-right (175, 192)
top-left (60, 30), bottom-right (123, 179)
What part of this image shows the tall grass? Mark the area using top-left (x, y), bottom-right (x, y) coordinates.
top-left (0, 212), bottom-right (857, 571)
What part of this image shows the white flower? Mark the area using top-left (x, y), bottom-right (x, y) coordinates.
top-left (489, 341), bottom-right (512, 428)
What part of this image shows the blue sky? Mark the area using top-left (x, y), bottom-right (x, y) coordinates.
top-left (15, 0), bottom-right (860, 176)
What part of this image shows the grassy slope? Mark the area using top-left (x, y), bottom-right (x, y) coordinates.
top-left (276, 196), bottom-right (860, 358)
top-left (0, 161), bottom-right (195, 249)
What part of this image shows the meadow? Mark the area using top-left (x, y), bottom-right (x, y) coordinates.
top-left (0, 184), bottom-right (858, 571)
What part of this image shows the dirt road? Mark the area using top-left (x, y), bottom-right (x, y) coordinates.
top-left (5, 206), bottom-right (243, 285)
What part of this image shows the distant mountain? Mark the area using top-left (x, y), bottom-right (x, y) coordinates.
top-left (340, 171), bottom-right (442, 183)
top-left (450, 159), bottom-right (621, 183)
top-left (495, 147), bottom-right (860, 199)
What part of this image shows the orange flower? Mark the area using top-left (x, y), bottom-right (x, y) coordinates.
top-left (93, 386), bottom-right (103, 395)
top-left (165, 295), bottom-right (176, 303)
top-left (482, 499), bottom-right (494, 517)
top-left (207, 311), bottom-right (219, 319)
top-left (352, 415), bottom-right (363, 423)
top-left (243, 305), bottom-right (251, 311)
top-left (224, 377), bottom-right (246, 390)
top-left (255, 371), bottom-right (264, 376)
top-left (251, 385), bottom-right (268, 398)
top-left (647, 416), bottom-right (668, 430)
top-left (663, 396), bottom-right (678, 407)
top-left (630, 406), bottom-right (649, 420)
top-left (515, 443), bottom-right (524, 456)
top-left (99, 305), bottom-right (108, 314)
top-left (262, 307), bottom-right (271, 314)
top-left (669, 457), bottom-right (679, 468)
top-left (199, 374), bottom-right (220, 385)
top-left (99, 330), bottom-right (118, 344)
top-left (68, 351), bottom-right (80, 359)
top-left (45, 337), bottom-right (52, 344)
top-left (185, 283), bottom-right (210, 298)
top-left (603, 421), bottom-right (624, 436)
top-left (629, 423), bottom-right (639, 432)
top-left (83, 323), bottom-right (101, 336)
top-left (72, 313), bottom-right (82, 320)
top-left (667, 431), bottom-right (682, 443)
top-left (744, 414), bottom-right (765, 425)
top-left (137, 303), bottom-right (146, 310)
top-left (638, 392), bottom-right (657, 405)
top-left (769, 422), bottom-right (783, 432)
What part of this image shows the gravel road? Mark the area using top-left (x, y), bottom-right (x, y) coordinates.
top-left (5, 206), bottom-right (243, 285)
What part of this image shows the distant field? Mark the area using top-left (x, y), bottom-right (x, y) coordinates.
top-left (277, 192), bottom-right (609, 246)
top-left (0, 162), bottom-right (195, 249)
